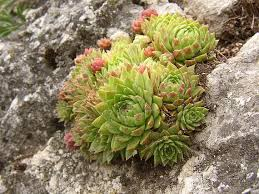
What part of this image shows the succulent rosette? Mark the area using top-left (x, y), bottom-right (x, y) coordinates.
top-left (102, 37), bottom-right (131, 66)
top-left (142, 14), bottom-right (218, 65)
top-left (69, 109), bottom-right (116, 164)
top-left (141, 14), bottom-right (177, 39)
top-left (140, 129), bottom-right (190, 166)
top-left (176, 101), bottom-right (208, 133)
top-left (101, 38), bottom-right (147, 78)
top-left (153, 64), bottom-right (205, 116)
top-left (90, 66), bottom-right (163, 159)
top-left (56, 101), bottom-right (73, 122)
top-left (56, 73), bottom-right (101, 123)
top-left (132, 35), bottom-right (151, 48)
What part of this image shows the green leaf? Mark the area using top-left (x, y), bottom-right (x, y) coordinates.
top-left (126, 137), bottom-right (141, 151)
top-left (111, 136), bottom-right (128, 152)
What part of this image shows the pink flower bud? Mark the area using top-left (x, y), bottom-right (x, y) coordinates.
top-left (141, 9), bottom-right (158, 19)
top-left (144, 46), bottom-right (155, 57)
top-left (91, 58), bottom-right (106, 73)
top-left (64, 132), bottom-right (78, 150)
top-left (97, 38), bottom-right (112, 50)
top-left (138, 64), bottom-right (150, 74)
top-left (131, 17), bottom-right (144, 34)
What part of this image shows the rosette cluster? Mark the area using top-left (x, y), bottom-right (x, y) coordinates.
top-left (135, 12), bottom-right (218, 66)
top-left (57, 9), bottom-right (216, 166)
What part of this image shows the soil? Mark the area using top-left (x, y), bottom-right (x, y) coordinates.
top-left (116, 156), bottom-right (183, 193)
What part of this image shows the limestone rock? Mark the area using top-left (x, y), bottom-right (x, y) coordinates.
top-left (197, 33), bottom-right (259, 149)
top-left (138, 0), bottom-right (168, 5)
top-left (189, 32), bottom-right (259, 193)
top-left (183, 0), bottom-right (239, 36)
top-left (0, 0), bottom-right (141, 178)
top-left (2, 33), bottom-right (258, 194)
top-left (0, 0), bottom-right (259, 193)
top-left (150, 2), bottom-right (184, 15)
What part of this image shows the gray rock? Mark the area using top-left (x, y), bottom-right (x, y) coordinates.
top-left (139, 0), bottom-right (168, 5)
top-left (3, 32), bottom-right (258, 194)
top-left (1, 0), bottom-right (259, 193)
top-left (186, 33), bottom-right (259, 194)
top-left (150, 2), bottom-right (184, 15)
top-left (197, 33), bottom-right (259, 149)
top-left (0, 0), bottom-right (141, 180)
top-left (0, 176), bottom-right (7, 194)
top-left (23, 132), bottom-right (183, 194)
top-left (183, 0), bottom-right (238, 36)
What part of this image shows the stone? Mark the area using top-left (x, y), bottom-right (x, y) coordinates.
top-left (2, 33), bottom-right (258, 194)
top-left (150, 2), bottom-right (184, 15)
top-left (0, 0), bottom-right (142, 192)
top-left (1, 0), bottom-right (259, 193)
top-left (196, 33), bottom-right (259, 149)
top-left (183, 0), bottom-right (238, 36)
top-left (138, 0), bottom-right (168, 5)
top-left (0, 0), bottom-right (141, 163)
top-left (0, 176), bottom-right (7, 194)
top-left (242, 188), bottom-right (252, 194)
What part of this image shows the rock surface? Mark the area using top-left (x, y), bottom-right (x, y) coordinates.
top-left (0, 0), bottom-right (259, 193)
top-left (0, 0), bottom-right (143, 192)
top-left (0, 0), bottom-right (141, 164)
top-left (183, 0), bottom-right (239, 36)
top-left (150, 2), bottom-right (184, 15)
top-left (13, 33), bottom-right (258, 194)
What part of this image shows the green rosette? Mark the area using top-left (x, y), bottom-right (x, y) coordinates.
top-left (142, 13), bottom-right (218, 65)
top-left (140, 128), bottom-right (190, 166)
top-left (91, 66), bottom-right (163, 160)
top-left (176, 101), bottom-right (208, 133)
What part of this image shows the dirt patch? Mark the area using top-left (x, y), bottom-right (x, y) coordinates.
top-left (118, 157), bottom-right (183, 193)
top-left (218, 0), bottom-right (259, 56)
top-left (195, 59), bottom-right (219, 89)
top-left (221, 0), bottom-right (259, 44)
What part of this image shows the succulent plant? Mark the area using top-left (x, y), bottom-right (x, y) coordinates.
top-left (91, 58), bottom-right (106, 73)
top-left (131, 8), bottom-right (158, 34)
top-left (152, 64), bottom-right (205, 116)
top-left (141, 14), bottom-right (176, 39)
top-left (64, 131), bottom-right (79, 150)
top-left (141, 8), bottom-right (158, 19)
top-left (176, 101), bottom-right (208, 133)
top-left (140, 128), bottom-right (190, 166)
top-left (56, 68), bottom-right (101, 124)
top-left (57, 8), bottom-right (213, 166)
top-left (144, 46), bottom-right (155, 57)
top-left (131, 17), bottom-right (144, 34)
top-left (90, 66), bottom-right (163, 160)
top-left (131, 9), bottom-right (158, 34)
top-left (142, 14), bottom-right (218, 66)
top-left (97, 38), bottom-right (112, 50)
top-left (103, 36), bottom-right (147, 68)
top-left (56, 101), bottom-right (73, 122)
top-left (132, 35), bottom-right (151, 48)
